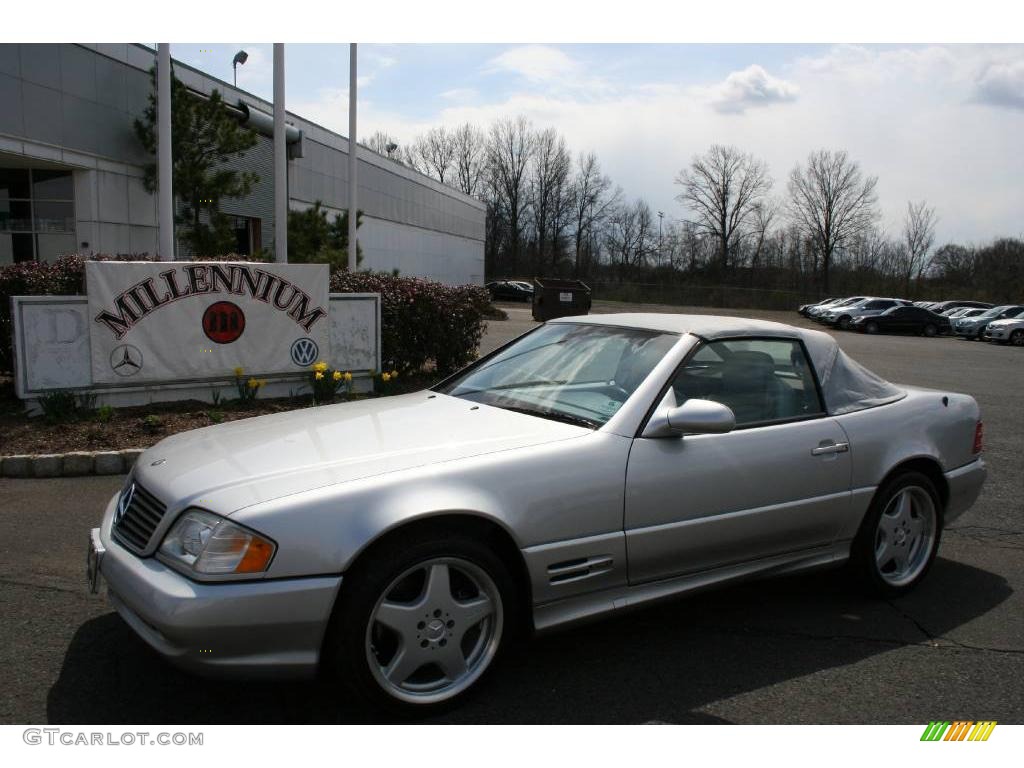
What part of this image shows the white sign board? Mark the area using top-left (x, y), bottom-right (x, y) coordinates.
top-left (86, 261), bottom-right (330, 385)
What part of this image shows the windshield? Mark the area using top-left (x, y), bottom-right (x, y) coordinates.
top-left (437, 323), bottom-right (679, 428)
top-left (977, 306), bottom-right (1012, 319)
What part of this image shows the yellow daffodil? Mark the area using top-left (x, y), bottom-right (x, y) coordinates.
top-left (381, 372), bottom-right (391, 383)
top-left (233, 366), bottom-right (244, 377)
top-left (247, 377), bottom-right (258, 389)
top-left (390, 369), bottom-right (399, 378)
top-left (315, 371), bottom-right (324, 381)
top-left (332, 370), bottom-right (342, 382)
top-left (312, 361), bottom-right (328, 373)
top-left (259, 379), bottom-right (268, 388)
top-left (344, 371), bottom-right (353, 382)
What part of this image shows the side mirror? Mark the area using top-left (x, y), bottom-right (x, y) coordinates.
top-left (643, 397), bottom-right (736, 438)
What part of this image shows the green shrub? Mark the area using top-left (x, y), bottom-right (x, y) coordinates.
top-left (95, 404), bottom-right (115, 423)
top-left (38, 390), bottom-right (79, 423)
top-left (330, 271), bottom-right (490, 376)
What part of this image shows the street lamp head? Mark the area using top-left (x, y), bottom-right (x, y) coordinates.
top-left (233, 50), bottom-right (249, 67)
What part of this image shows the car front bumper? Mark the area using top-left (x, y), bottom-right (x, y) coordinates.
top-left (944, 458), bottom-right (987, 525)
top-left (94, 494), bottom-right (342, 679)
top-left (984, 327), bottom-right (1009, 341)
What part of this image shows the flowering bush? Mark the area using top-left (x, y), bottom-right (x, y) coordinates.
top-left (233, 367), bottom-right (266, 404)
top-left (371, 367), bottom-right (401, 395)
top-left (330, 271), bottom-right (490, 376)
top-left (309, 360), bottom-right (353, 405)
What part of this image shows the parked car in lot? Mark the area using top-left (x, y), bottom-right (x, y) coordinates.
top-left (849, 305), bottom-right (952, 336)
top-left (827, 298), bottom-right (911, 330)
top-left (945, 307), bottom-right (987, 320)
top-left (88, 313), bottom-right (986, 713)
top-left (486, 280), bottom-right (534, 302)
top-left (954, 305), bottom-right (1024, 340)
top-left (982, 311), bottom-right (1024, 345)
top-left (808, 296), bottom-right (867, 319)
top-left (929, 300), bottom-right (994, 315)
top-left (797, 297), bottom-right (837, 317)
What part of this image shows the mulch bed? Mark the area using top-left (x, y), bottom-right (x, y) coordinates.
top-left (0, 374), bottom-right (436, 456)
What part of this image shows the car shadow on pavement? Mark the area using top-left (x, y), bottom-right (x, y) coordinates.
top-left (47, 556), bottom-right (1010, 724)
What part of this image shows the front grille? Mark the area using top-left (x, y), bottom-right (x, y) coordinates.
top-left (112, 483), bottom-right (168, 553)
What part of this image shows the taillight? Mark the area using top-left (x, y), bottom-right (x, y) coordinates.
top-left (972, 421), bottom-right (984, 454)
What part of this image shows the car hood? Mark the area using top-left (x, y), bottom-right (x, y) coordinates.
top-left (988, 318), bottom-right (1024, 329)
top-left (131, 392), bottom-right (589, 513)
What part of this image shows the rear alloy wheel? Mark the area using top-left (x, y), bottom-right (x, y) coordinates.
top-left (1011, 330), bottom-right (1024, 347)
top-left (325, 533), bottom-right (515, 715)
top-left (923, 323), bottom-right (937, 337)
top-left (865, 321), bottom-right (879, 334)
top-left (851, 471), bottom-right (942, 597)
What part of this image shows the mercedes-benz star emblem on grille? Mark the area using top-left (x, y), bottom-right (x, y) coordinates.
top-left (291, 337), bottom-right (319, 367)
top-left (115, 483), bottom-right (135, 525)
top-left (110, 344), bottom-right (144, 377)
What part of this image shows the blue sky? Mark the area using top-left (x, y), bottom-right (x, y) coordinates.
top-left (174, 43), bottom-right (1024, 245)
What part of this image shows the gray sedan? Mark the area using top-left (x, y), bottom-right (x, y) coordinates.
top-left (88, 314), bottom-right (987, 714)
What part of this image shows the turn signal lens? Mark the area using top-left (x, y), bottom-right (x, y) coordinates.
top-left (972, 421), bottom-right (984, 454)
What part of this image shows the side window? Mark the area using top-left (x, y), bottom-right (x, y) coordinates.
top-left (670, 338), bottom-right (825, 428)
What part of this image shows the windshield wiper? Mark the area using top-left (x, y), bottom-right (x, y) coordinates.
top-left (500, 405), bottom-right (600, 430)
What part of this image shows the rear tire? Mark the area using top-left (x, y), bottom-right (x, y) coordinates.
top-left (850, 471), bottom-right (942, 598)
top-left (323, 530), bottom-right (519, 716)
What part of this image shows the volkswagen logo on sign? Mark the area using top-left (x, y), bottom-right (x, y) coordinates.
top-left (290, 337), bottom-right (319, 367)
top-left (110, 344), bottom-right (144, 377)
top-left (114, 482), bottom-right (135, 525)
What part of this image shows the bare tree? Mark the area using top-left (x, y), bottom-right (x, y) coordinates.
top-left (487, 116), bottom-right (535, 274)
top-left (675, 144), bottom-right (773, 272)
top-left (451, 123), bottom-right (487, 198)
top-left (900, 200), bottom-right (938, 292)
top-left (363, 130), bottom-right (402, 160)
top-left (748, 197), bottom-right (780, 270)
top-left (412, 126), bottom-right (457, 185)
top-left (788, 149), bottom-right (879, 294)
top-left (529, 128), bottom-right (572, 270)
top-left (571, 152), bottom-right (619, 276)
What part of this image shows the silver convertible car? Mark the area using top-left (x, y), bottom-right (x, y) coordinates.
top-left (88, 314), bottom-right (987, 713)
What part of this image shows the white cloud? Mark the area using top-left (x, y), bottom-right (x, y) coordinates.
top-left (440, 87), bottom-right (479, 102)
top-left (974, 59), bottom-right (1024, 109)
top-left (485, 44), bottom-right (581, 82)
top-left (706, 65), bottom-right (799, 114)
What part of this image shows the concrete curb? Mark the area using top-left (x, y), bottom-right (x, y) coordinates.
top-left (1, 449), bottom-right (147, 479)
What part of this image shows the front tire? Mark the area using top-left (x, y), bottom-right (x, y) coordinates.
top-left (324, 532), bottom-right (517, 715)
top-left (865, 321), bottom-right (879, 334)
top-left (923, 323), bottom-right (937, 337)
top-left (838, 315), bottom-right (852, 330)
top-left (1011, 330), bottom-right (1024, 347)
top-left (850, 471), bottom-right (942, 597)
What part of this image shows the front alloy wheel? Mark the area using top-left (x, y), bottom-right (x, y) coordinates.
top-left (366, 558), bottom-right (503, 705)
top-left (1011, 330), bottom-right (1024, 347)
top-left (325, 530), bottom-right (516, 715)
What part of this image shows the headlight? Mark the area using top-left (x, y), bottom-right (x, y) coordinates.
top-left (159, 509), bottom-right (276, 576)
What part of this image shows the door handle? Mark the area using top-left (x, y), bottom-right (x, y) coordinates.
top-left (812, 442), bottom-right (849, 456)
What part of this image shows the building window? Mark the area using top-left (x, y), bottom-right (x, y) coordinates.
top-left (227, 215), bottom-right (261, 257)
top-left (0, 168), bottom-right (76, 264)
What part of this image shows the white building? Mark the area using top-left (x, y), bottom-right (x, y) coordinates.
top-left (0, 44), bottom-right (485, 285)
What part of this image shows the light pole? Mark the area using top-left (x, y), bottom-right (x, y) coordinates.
top-left (232, 50), bottom-right (248, 87)
top-left (347, 43), bottom-right (358, 273)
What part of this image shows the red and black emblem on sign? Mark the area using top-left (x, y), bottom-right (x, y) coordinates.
top-left (202, 301), bottom-right (246, 344)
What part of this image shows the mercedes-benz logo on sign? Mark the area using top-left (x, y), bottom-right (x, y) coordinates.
top-left (290, 337), bottom-right (319, 367)
top-left (110, 344), bottom-right (144, 377)
top-left (114, 482), bottom-right (135, 525)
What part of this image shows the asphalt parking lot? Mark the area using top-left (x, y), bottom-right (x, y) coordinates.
top-left (1, 301), bottom-right (1021, 724)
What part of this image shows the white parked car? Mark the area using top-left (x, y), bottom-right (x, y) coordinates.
top-left (983, 314), bottom-right (1024, 345)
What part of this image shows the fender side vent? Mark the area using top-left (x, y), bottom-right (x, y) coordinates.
top-left (547, 555), bottom-right (614, 585)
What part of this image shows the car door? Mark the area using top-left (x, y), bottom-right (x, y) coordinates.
top-left (886, 306), bottom-right (917, 332)
top-left (624, 337), bottom-right (852, 584)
